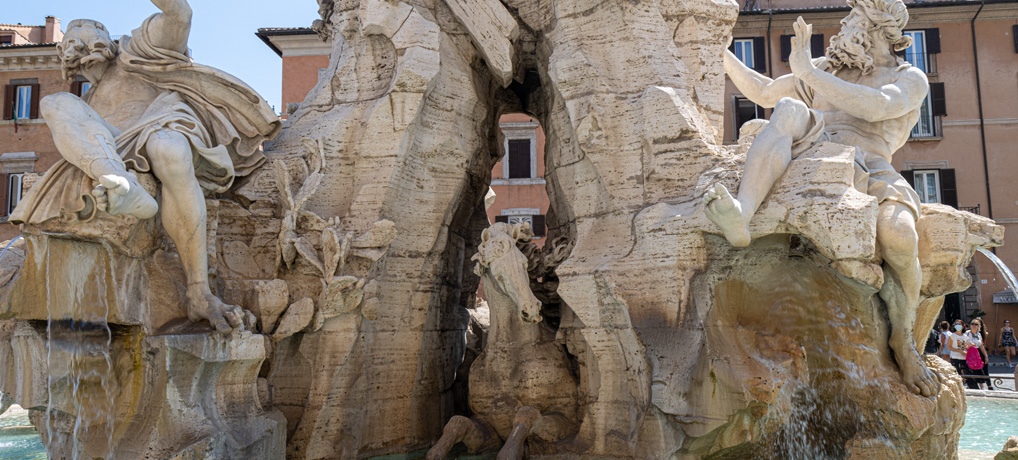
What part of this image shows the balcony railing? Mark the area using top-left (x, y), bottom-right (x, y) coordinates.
top-left (960, 205), bottom-right (981, 215)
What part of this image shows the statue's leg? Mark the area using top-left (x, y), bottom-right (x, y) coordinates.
top-left (425, 415), bottom-right (499, 460)
top-left (39, 93), bottom-right (158, 219)
top-left (145, 130), bottom-right (250, 334)
top-left (703, 97), bottom-right (811, 247)
top-left (496, 405), bottom-right (542, 460)
top-left (876, 201), bottom-right (937, 397)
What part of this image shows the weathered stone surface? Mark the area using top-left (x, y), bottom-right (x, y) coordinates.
top-left (997, 436), bottom-right (1018, 460)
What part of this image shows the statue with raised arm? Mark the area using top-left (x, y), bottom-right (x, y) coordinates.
top-left (10, 0), bottom-right (280, 333)
top-left (703, 0), bottom-right (938, 396)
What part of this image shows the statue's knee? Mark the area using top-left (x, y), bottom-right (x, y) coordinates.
top-left (879, 218), bottom-right (919, 262)
top-left (147, 132), bottom-right (193, 176)
top-left (773, 97), bottom-right (809, 121)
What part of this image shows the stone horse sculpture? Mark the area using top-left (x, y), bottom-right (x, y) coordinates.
top-left (428, 222), bottom-right (578, 460)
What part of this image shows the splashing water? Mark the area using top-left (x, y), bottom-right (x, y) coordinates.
top-left (976, 247), bottom-right (1018, 296)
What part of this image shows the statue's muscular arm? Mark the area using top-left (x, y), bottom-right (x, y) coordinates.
top-left (724, 50), bottom-right (798, 108)
top-left (146, 0), bottom-right (192, 55)
top-left (789, 17), bottom-right (928, 123)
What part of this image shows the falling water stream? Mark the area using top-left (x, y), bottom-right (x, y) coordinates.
top-left (976, 247), bottom-right (1018, 296)
top-left (41, 239), bottom-right (116, 460)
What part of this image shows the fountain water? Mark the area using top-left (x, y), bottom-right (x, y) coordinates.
top-left (976, 247), bottom-right (1018, 297)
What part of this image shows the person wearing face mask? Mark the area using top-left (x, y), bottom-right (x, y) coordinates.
top-left (946, 320), bottom-right (971, 384)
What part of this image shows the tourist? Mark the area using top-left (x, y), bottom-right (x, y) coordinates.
top-left (947, 320), bottom-right (971, 386)
top-left (938, 321), bottom-right (952, 362)
top-left (1000, 320), bottom-right (1016, 368)
top-left (969, 319), bottom-right (993, 390)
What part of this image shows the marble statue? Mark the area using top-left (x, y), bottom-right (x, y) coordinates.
top-left (703, 0), bottom-right (938, 396)
top-left (10, 0), bottom-right (280, 334)
top-left (428, 222), bottom-right (578, 460)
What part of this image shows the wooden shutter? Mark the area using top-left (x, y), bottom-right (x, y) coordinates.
top-left (495, 215), bottom-right (509, 223)
top-left (71, 81), bottom-right (82, 97)
top-left (930, 82), bottom-right (947, 117)
top-left (0, 173), bottom-right (7, 217)
top-left (1013, 25), bottom-right (1018, 53)
top-left (810, 34), bottom-right (826, 58)
top-left (924, 28), bottom-right (941, 54)
top-left (29, 83), bottom-right (40, 119)
top-left (901, 170), bottom-right (916, 190)
top-left (752, 37), bottom-right (767, 73)
top-left (2, 85), bottom-right (12, 120)
top-left (531, 215), bottom-right (546, 237)
top-left (939, 168), bottom-right (957, 208)
top-left (507, 139), bottom-right (531, 179)
top-left (780, 34), bottom-right (792, 62)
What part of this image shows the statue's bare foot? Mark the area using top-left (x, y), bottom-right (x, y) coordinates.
top-left (186, 285), bottom-right (249, 334)
top-left (702, 183), bottom-right (751, 247)
top-left (895, 345), bottom-right (938, 397)
top-left (92, 173), bottom-right (158, 219)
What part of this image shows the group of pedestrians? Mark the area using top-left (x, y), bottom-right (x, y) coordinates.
top-left (935, 318), bottom-right (1018, 390)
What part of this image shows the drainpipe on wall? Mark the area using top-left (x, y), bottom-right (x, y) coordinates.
top-left (971, 0), bottom-right (993, 220)
top-left (766, 10), bottom-right (774, 78)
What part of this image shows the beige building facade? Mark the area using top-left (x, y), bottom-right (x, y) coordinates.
top-left (725, 0), bottom-right (1018, 343)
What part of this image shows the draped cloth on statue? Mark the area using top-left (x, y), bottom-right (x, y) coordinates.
top-left (11, 14), bottom-right (281, 225)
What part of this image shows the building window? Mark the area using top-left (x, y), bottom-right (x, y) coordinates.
top-left (495, 211), bottom-right (546, 237)
top-left (913, 170), bottom-right (940, 204)
top-left (72, 79), bottom-right (92, 97)
top-left (903, 30), bottom-right (928, 72)
top-left (911, 82), bottom-right (946, 139)
top-left (900, 28), bottom-right (940, 74)
top-left (7, 173), bottom-right (23, 215)
top-left (507, 139), bottom-right (531, 179)
top-left (903, 168), bottom-right (957, 208)
top-left (730, 37), bottom-right (767, 73)
top-left (733, 96), bottom-right (765, 139)
top-left (14, 86), bottom-right (31, 120)
top-left (3, 83), bottom-right (39, 120)
top-left (0, 36), bottom-right (11, 45)
top-left (732, 39), bottom-right (756, 68)
top-left (780, 34), bottom-right (827, 62)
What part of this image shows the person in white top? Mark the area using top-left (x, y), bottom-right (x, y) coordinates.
top-left (946, 320), bottom-right (970, 378)
top-left (968, 319), bottom-right (992, 390)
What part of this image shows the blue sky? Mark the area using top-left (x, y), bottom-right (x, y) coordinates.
top-left (6, 0), bottom-right (321, 112)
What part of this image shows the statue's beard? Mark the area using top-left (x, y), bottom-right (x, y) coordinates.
top-left (825, 27), bottom-right (875, 75)
top-left (61, 47), bottom-right (115, 81)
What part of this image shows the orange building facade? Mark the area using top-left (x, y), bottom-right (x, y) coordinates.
top-left (723, 0), bottom-right (1018, 343)
top-left (0, 17), bottom-right (68, 242)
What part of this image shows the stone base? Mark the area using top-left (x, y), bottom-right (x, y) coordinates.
top-left (0, 322), bottom-right (285, 459)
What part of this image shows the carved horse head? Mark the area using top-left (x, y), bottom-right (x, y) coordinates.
top-left (472, 222), bottom-right (542, 323)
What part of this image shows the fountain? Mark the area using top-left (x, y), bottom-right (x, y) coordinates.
top-left (0, 0), bottom-right (1005, 458)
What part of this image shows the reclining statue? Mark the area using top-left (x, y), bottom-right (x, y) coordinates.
top-left (703, 0), bottom-right (938, 396)
top-left (10, 0), bottom-right (280, 333)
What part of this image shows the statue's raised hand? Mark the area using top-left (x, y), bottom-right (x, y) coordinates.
top-left (789, 16), bottom-right (817, 78)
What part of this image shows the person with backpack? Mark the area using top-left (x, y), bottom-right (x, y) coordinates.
top-left (969, 319), bottom-right (993, 390)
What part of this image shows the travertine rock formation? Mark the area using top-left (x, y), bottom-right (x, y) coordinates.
top-left (0, 0), bottom-right (998, 458)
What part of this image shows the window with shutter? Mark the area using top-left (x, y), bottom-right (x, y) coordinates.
top-left (751, 37), bottom-right (767, 73)
top-left (507, 139), bottom-right (531, 179)
top-left (780, 35), bottom-right (792, 62)
top-left (912, 170), bottom-right (941, 204)
top-left (734, 96), bottom-right (764, 139)
top-left (938, 168), bottom-right (957, 208)
top-left (13, 86), bottom-right (31, 120)
top-left (810, 34), bottom-right (826, 59)
top-left (6, 173), bottom-right (23, 216)
top-left (2, 85), bottom-right (12, 120)
top-left (731, 39), bottom-right (756, 69)
top-left (531, 215), bottom-right (546, 237)
top-left (929, 82), bottom-right (946, 117)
